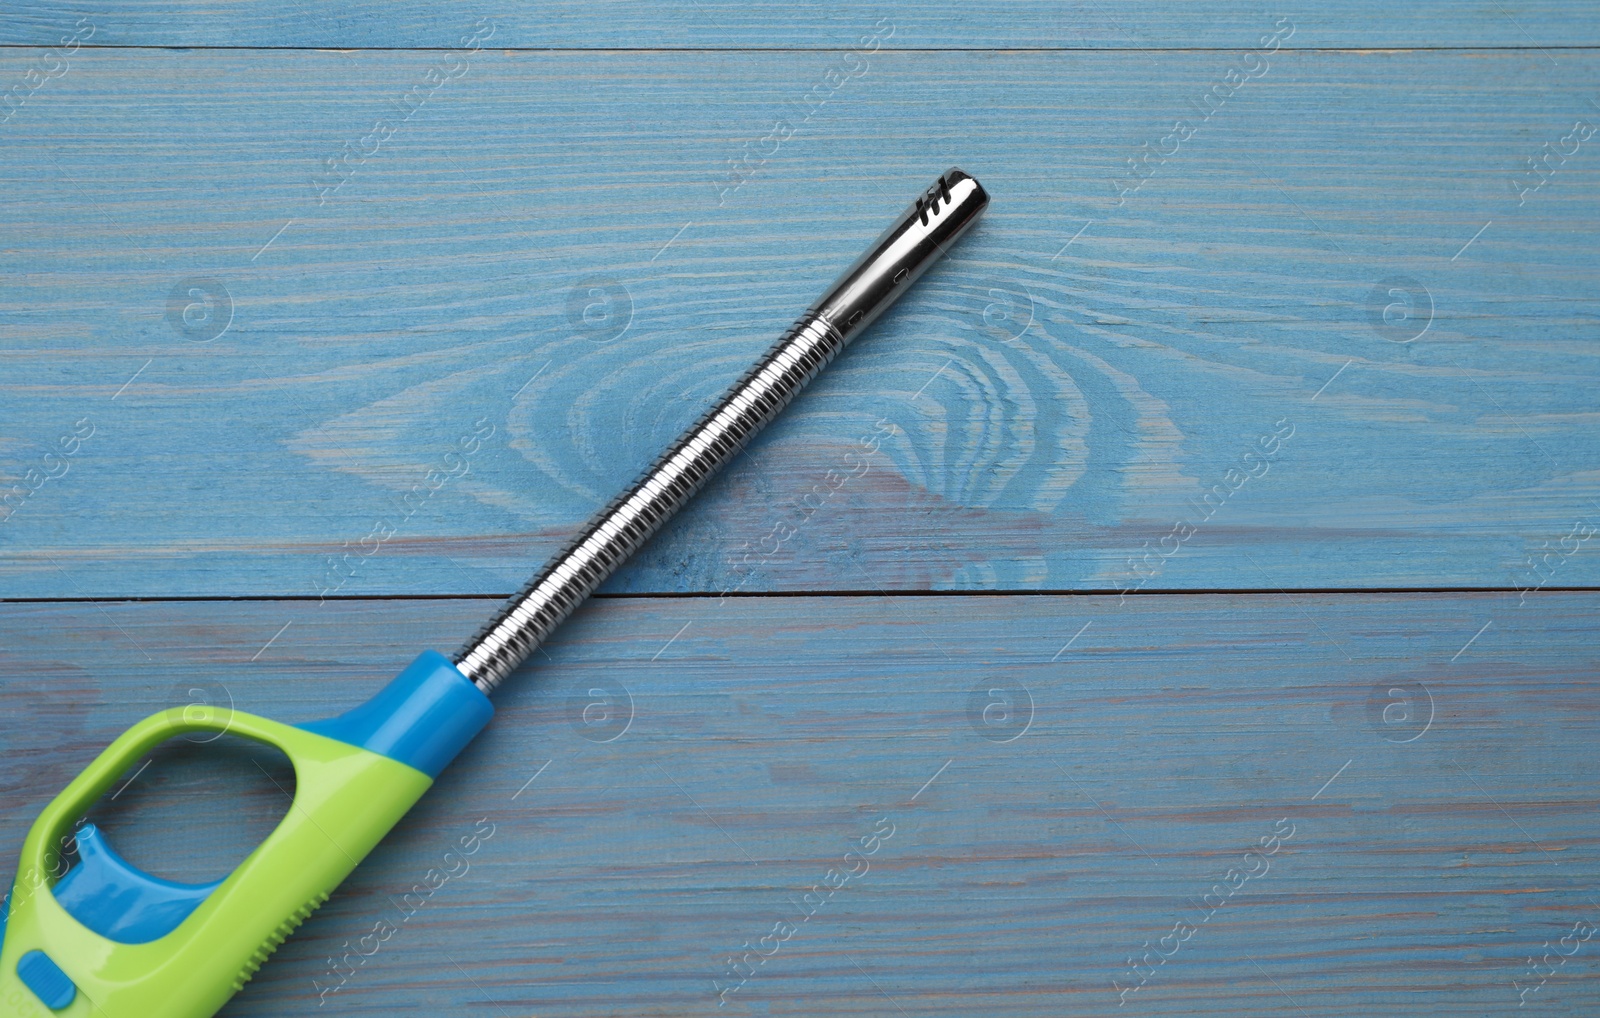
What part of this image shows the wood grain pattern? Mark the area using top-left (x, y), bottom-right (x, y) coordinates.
top-left (3, 2), bottom-right (1599, 49)
top-left (2, 14), bottom-right (1596, 1016)
top-left (0, 593), bottom-right (1594, 1016)
top-left (2, 48), bottom-right (1599, 597)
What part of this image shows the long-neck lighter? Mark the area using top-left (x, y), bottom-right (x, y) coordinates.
top-left (0, 168), bottom-right (988, 1016)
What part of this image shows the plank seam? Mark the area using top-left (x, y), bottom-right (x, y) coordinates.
top-left (5, 45), bottom-right (1600, 53)
top-left (3, 586), bottom-right (1597, 605)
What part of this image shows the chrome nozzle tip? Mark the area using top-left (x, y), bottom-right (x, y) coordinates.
top-left (920, 167), bottom-right (989, 227)
top-left (811, 167), bottom-right (991, 339)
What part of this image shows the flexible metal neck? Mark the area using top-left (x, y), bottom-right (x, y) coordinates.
top-left (455, 168), bottom-right (989, 693)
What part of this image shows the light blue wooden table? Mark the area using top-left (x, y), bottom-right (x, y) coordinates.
top-left (2, 3), bottom-right (1597, 1014)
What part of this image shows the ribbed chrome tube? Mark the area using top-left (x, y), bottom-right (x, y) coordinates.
top-left (455, 168), bottom-right (989, 693)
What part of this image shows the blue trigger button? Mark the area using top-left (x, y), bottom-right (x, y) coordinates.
top-left (52, 824), bottom-right (224, 944)
top-left (17, 951), bottom-right (75, 1010)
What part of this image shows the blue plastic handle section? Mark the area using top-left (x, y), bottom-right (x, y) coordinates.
top-left (52, 824), bottom-right (225, 944)
top-left (297, 650), bottom-right (495, 778)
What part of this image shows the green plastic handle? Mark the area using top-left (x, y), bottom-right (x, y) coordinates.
top-left (0, 705), bottom-right (432, 1017)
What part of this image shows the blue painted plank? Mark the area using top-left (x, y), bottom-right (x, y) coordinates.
top-left (2, 3), bottom-right (1598, 49)
top-left (1, 49), bottom-right (1598, 597)
top-left (0, 593), bottom-right (1595, 1015)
